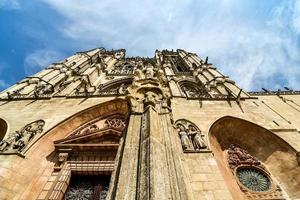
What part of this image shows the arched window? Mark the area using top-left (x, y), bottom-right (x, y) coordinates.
top-left (98, 78), bottom-right (132, 95)
top-left (179, 81), bottom-right (210, 98)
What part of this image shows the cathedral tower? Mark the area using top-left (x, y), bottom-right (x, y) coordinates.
top-left (0, 48), bottom-right (299, 199)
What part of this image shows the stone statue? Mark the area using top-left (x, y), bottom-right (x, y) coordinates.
top-left (145, 65), bottom-right (155, 78)
top-left (13, 130), bottom-right (35, 151)
top-left (0, 132), bottom-right (22, 152)
top-left (178, 124), bottom-right (192, 151)
top-left (188, 125), bottom-right (207, 150)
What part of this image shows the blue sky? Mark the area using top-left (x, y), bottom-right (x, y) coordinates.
top-left (0, 0), bottom-right (300, 91)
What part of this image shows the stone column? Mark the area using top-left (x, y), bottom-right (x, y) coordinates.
top-left (113, 76), bottom-right (191, 199)
top-left (113, 114), bottom-right (142, 200)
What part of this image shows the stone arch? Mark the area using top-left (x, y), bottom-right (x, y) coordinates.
top-left (26, 98), bottom-right (130, 154)
top-left (98, 77), bottom-right (133, 95)
top-left (0, 118), bottom-right (8, 141)
top-left (14, 99), bottom-right (130, 199)
top-left (178, 80), bottom-right (210, 98)
top-left (209, 116), bottom-right (300, 199)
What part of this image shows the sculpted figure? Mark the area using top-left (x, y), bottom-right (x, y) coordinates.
top-left (14, 131), bottom-right (34, 151)
top-left (178, 124), bottom-right (192, 151)
top-left (145, 65), bottom-right (155, 78)
top-left (0, 132), bottom-right (22, 152)
top-left (188, 125), bottom-right (207, 150)
top-left (144, 91), bottom-right (157, 107)
top-left (34, 82), bottom-right (53, 96)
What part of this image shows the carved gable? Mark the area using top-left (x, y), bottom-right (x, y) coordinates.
top-left (54, 115), bottom-right (127, 151)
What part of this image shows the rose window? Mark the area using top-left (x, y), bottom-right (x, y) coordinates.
top-left (237, 167), bottom-right (271, 192)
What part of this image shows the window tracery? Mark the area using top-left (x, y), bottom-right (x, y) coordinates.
top-left (179, 81), bottom-right (210, 99)
top-left (174, 119), bottom-right (208, 152)
top-left (98, 79), bottom-right (132, 96)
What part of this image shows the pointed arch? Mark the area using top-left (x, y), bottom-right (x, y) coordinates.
top-left (209, 116), bottom-right (300, 199)
top-left (20, 98), bottom-right (130, 199)
top-left (178, 80), bottom-right (210, 98)
top-left (26, 98), bottom-right (130, 154)
top-left (98, 77), bottom-right (133, 95)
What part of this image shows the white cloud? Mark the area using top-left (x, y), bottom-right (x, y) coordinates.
top-left (0, 0), bottom-right (20, 10)
top-left (40, 0), bottom-right (300, 90)
top-left (24, 50), bottom-right (65, 75)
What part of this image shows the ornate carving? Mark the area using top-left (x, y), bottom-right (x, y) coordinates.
top-left (70, 123), bottom-right (100, 138)
top-left (104, 117), bottom-right (126, 131)
top-left (54, 152), bottom-right (69, 171)
top-left (68, 116), bottom-right (126, 138)
top-left (109, 61), bottom-right (134, 75)
top-left (0, 120), bottom-right (45, 154)
top-left (227, 144), bottom-right (261, 171)
top-left (227, 145), bottom-right (284, 199)
top-left (175, 119), bottom-right (208, 152)
top-left (34, 82), bottom-right (54, 97)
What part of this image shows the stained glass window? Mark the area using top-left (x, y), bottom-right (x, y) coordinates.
top-left (237, 168), bottom-right (271, 192)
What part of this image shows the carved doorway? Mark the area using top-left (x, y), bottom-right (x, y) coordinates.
top-left (41, 114), bottom-right (128, 200)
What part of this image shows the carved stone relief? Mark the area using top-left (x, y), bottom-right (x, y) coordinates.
top-left (109, 61), bottom-right (135, 75)
top-left (0, 120), bottom-right (45, 154)
top-left (68, 116), bottom-right (126, 138)
top-left (227, 145), bottom-right (284, 199)
top-left (174, 119), bottom-right (208, 152)
top-left (34, 82), bottom-right (54, 97)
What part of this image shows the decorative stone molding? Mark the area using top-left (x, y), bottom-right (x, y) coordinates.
top-left (0, 120), bottom-right (45, 155)
top-left (174, 119), bottom-right (209, 152)
top-left (104, 117), bottom-right (126, 131)
top-left (227, 145), bottom-right (284, 199)
top-left (68, 115), bottom-right (127, 139)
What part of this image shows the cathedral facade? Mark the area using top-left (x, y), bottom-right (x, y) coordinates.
top-left (0, 48), bottom-right (299, 200)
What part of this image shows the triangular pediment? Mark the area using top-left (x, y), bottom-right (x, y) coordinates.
top-left (54, 128), bottom-right (122, 151)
